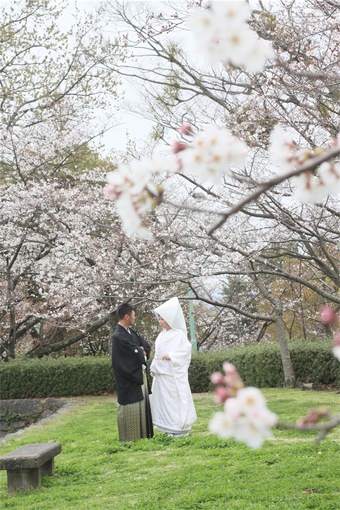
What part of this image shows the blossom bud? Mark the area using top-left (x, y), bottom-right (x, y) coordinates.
top-left (171, 141), bottom-right (187, 154)
top-left (320, 305), bottom-right (339, 326)
top-left (210, 372), bottom-right (225, 384)
top-left (214, 386), bottom-right (230, 404)
top-left (298, 406), bottom-right (329, 425)
top-left (178, 124), bottom-right (194, 136)
top-left (222, 362), bottom-right (237, 375)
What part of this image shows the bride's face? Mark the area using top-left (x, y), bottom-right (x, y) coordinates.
top-left (158, 317), bottom-right (171, 331)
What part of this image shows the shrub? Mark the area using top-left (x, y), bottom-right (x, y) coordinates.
top-left (0, 341), bottom-right (338, 399)
top-left (0, 356), bottom-right (115, 399)
top-left (189, 341), bottom-right (339, 392)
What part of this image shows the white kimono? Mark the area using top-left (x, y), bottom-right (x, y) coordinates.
top-left (150, 328), bottom-right (197, 435)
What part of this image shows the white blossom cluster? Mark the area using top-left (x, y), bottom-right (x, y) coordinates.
top-left (0, 176), bottom-right (144, 335)
top-left (178, 125), bottom-right (248, 183)
top-left (188, 1), bottom-right (275, 72)
top-left (209, 364), bottom-right (278, 449)
top-left (209, 386), bottom-right (278, 449)
top-left (105, 125), bottom-right (248, 237)
top-left (105, 159), bottom-right (167, 240)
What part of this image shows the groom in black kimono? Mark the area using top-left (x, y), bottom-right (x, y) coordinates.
top-left (111, 302), bottom-right (153, 441)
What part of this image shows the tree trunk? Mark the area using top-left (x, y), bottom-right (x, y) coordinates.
top-left (6, 267), bottom-right (16, 360)
top-left (108, 311), bottom-right (116, 357)
top-left (275, 314), bottom-right (295, 388)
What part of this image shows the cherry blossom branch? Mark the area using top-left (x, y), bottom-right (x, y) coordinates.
top-left (208, 146), bottom-right (340, 235)
top-left (186, 282), bottom-right (273, 322)
top-left (277, 59), bottom-right (340, 82)
top-left (164, 200), bottom-right (221, 216)
top-left (210, 361), bottom-right (340, 449)
top-left (276, 416), bottom-right (340, 443)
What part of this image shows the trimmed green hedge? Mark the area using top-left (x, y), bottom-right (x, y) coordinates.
top-left (0, 356), bottom-right (115, 399)
top-left (0, 342), bottom-right (339, 399)
top-left (193, 341), bottom-right (340, 390)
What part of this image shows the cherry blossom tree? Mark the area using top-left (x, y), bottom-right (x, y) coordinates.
top-left (0, 0), bottom-right (122, 217)
top-left (0, 0), bottom-right (121, 134)
top-left (97, 0), bottom-right (340, 440)
top-left (100, 0), bottom-right (339, 340)
top-left (101, 0), bottom-right (339, 228)
top-left (0, 0), bottom-right (339, 444)
top-left (0, 167), bottom-right (186, 359)
top-left (0, 0), bottom-right (179, 359)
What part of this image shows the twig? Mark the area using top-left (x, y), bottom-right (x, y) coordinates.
top-left (208, 146), bottom-right (340, 235)
top-left (276, 415), bottom-right (340, 443)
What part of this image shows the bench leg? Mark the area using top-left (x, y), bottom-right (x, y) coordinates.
top-left (41, 458), bottom-right (54, 477)
top-left (7, 467), bottom-right (42, 492)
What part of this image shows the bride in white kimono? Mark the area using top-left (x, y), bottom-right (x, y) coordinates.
top-left (150, 297), bottom-right (197, 437)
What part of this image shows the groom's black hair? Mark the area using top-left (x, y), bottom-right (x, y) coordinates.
top-left (117, 302), bottom-right (135, 320)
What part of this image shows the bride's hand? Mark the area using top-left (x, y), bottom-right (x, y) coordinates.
top-left (161, 354), bottom-right (171, 360)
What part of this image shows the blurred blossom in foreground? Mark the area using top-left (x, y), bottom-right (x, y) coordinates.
top-left (320, 305), bottom-right (339, 326)
top-left (189, 1), bottom-right (275, 72)
top-left (209, 363), bottom-right (277, 449)
top-left (104, 119), bottom-right (338, 240)
top-left (104, 159), bottom-right (164, 239)
top-left (104, 125), bottom-right (248, 238)
top-left (177, 125), bottom-right (248, 183)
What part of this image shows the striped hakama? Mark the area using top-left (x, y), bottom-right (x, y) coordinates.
top-left (117, 370), bottom-right (153, 442)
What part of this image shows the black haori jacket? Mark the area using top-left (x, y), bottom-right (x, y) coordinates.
top-left (111, 324), bottom-right (151, 405)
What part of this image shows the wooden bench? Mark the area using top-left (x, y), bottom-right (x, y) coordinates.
top-left (0, 442), bottom-right (61, 492)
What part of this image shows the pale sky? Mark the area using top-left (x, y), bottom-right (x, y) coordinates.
top-left (67, 0), bottom-right (157, 155)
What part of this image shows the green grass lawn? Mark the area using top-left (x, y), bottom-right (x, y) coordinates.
top-left (0, 389), bottom-right (339, 509)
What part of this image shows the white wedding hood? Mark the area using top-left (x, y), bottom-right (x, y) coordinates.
top-left (154, 297), bottom-right (187, 335)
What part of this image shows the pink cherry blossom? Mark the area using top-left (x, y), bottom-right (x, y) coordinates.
top-left (179, 124), bottom-right (194, 136)
top-left (214, 386), bottom-right (230, 404)
top-left (209, 386), bottom-right (278, 449)
top-left (105, 159), bottom-right (164, 238)
top-left (171, 141), bottom-right (187, 154)
top-left (210, 371), bottom-right (225, 384)
top-left (179, 125), bottom-right (248, 183)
